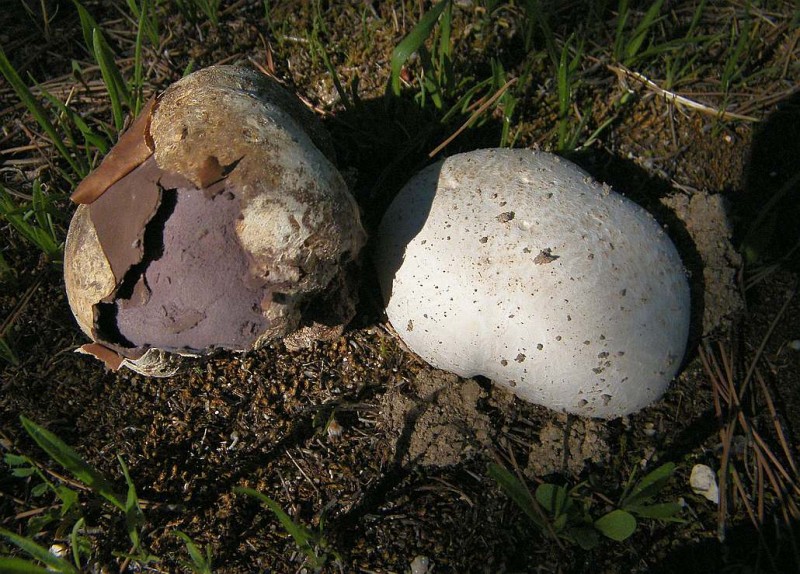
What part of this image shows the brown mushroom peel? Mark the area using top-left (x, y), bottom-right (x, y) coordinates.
top-left (64, 65), bottom-right (365, 376)
top-left (70, 96), bottom-right (156, 205)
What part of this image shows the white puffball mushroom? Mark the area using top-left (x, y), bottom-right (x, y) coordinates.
top-left (375, 148), bottom-right (690, 419)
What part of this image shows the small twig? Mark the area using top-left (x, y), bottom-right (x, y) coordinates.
top-left (118, 545), bottom-right (134, 573)
top-left (717, 419), bottom-right (736, 541)
top-left (1, 275), bottom-right (43, 339)
top-left (750, 430), bottom-right (800, 498)
top-left (428, 77), bottom-right (517, 158)
top-left (756, 369), bottom-right (798, 475)
top-left (0, 489), bottom-right (28, 507)
top-left (13, 504), bottom-right (61, 521)
top-left (730, 465), bottom-right (758, 529)
top-left (740, 283), bottom-right (797, 400)
top-left (607, 63), bottom-right (760, 122)
top-left (417, 476), bottom-right (475, 507)
top-left (495, 445), bottom-right (564, 549)
top-left (287, 449), bottom-right (320, 497)
top-left (699, 345), bottom-right (724, 419)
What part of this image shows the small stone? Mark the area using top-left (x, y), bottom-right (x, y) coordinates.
top-left (690, 464), bottom-right (719, 504)
top-left (410, 555), bottom-right (431, 574)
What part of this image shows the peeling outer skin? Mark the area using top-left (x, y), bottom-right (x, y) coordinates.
top-left (77, 344), bottom-right (184, 378)
top-left (107, 167), bottom-right (272, 354)
top-left (71, 96), bottom-right (157, 204)
top-left (77, 343), bottom-right (124, 371)
top-left (88, 156), bottom-right (164, 282)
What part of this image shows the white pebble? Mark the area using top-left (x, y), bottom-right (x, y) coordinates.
top-left (690, 464), bottom-right (719, 504)
top-left (410, 555), bottom-right (431, 574)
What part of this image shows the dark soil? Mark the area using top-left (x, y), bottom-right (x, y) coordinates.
top-left (1, 1), bottom-right (799, 573)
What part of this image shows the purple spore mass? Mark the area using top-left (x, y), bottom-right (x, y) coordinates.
top-left (114, 184), bottom-right (267, 352)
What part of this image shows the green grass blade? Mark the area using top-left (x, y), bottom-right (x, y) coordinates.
top-left (436, 0), bottom-right (453, 92)
top-left (19, 415), bottom-right (126, 512)
top-left (70, 517), bottom-right (85, 570)
top-left (37, 89), bottom-right (91, 177)
top-left (92, 28), bottom-right (130, 132)
top-left (487, 463), bottom-right (545, 529)
top-left (130, 0), bottom-right (147, 115)
top-left (624, 0), bottom-right (665, 64)
top-left (0, 557), bottom-right (52, 574)
top-left (0, 335), bottom-right (19, 365)
top-left (174, 531), bottom-right (213, 574)
top-left (182, 59), bottom-right (196, 78)
top-left (197, 0), bottom-right (220, 26)
top-left (0, 528), bottom-right (79, 574)
top-left (0, 49), bottom-right (82, 178)
top-left (39, 88), bottom-right (109, 158)
top-left (0, 184), bottom-right (62, 259)
top-left (72, 0), bottom-right (100, 55)
top-left (439, 76), bottom-right (492, 124)
top-left (318, 43), bottom-right (352, 111)
top-left (30, 181), bottom-right (59, 245)
top-left (635, 34), bottom-right (716, 66)
top-left (613, 0), bottom-right (630, 62)
top-left (126, 0), bottom-right (159, 47)
top-left (118, 455), bottom-right (144, 551)
top-left (556, 37), bottom-right (574, 150)
top-left (235, 487), bottom-right (321, 563)
top-left (621, 462), bottom-right (676, 508)
top-left (56, 485), bottom-right (79, 516)
top-left (417, 45), bottom-right (443, 109)
top-left (389, 0), bottom-right (451, 96)
top-left (721, 13), bottom-right (751, 93)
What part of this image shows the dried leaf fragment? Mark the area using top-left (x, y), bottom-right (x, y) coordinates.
top-left (77, 342), bottom-right (124, 371)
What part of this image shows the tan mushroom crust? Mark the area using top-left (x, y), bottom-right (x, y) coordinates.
top-left (63, 204), bottom-right (115, 337)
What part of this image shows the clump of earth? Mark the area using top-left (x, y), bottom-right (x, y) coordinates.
top-left (663, 191), bottom-right (743, 334)
top-left (381, 370), bottom-right (495, 467)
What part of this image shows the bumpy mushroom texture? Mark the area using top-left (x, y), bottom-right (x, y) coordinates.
top-left (64, 65), bottom-right (365, 375)
top-left (375, 148), bottom-right (690, 419)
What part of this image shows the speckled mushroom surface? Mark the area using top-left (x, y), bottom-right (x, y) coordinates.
top-left (64, 65), bottom-right (365, 375)
top-left (375, 148), bottom-right (690, 419)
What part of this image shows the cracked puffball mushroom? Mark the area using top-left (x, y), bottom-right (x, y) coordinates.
top-left (64, 65), bottom-right (365, 376)
top-left (375, 148), bottom-right (690, 419)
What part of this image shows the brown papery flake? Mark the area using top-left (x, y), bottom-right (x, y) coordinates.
top-left (77, 343), bottom-right (125, 371)
top-left (71, 96), bottom-right (157, 204)
top-left (88, 156), bottom-right (165, 282)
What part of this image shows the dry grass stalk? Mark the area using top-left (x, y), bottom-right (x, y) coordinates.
top-left (700, 334), bottom-right (800, 545)
top-left (428, 77), bottom-right (517, 158)
top-left (608, 64), bottom-right (760, 122)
